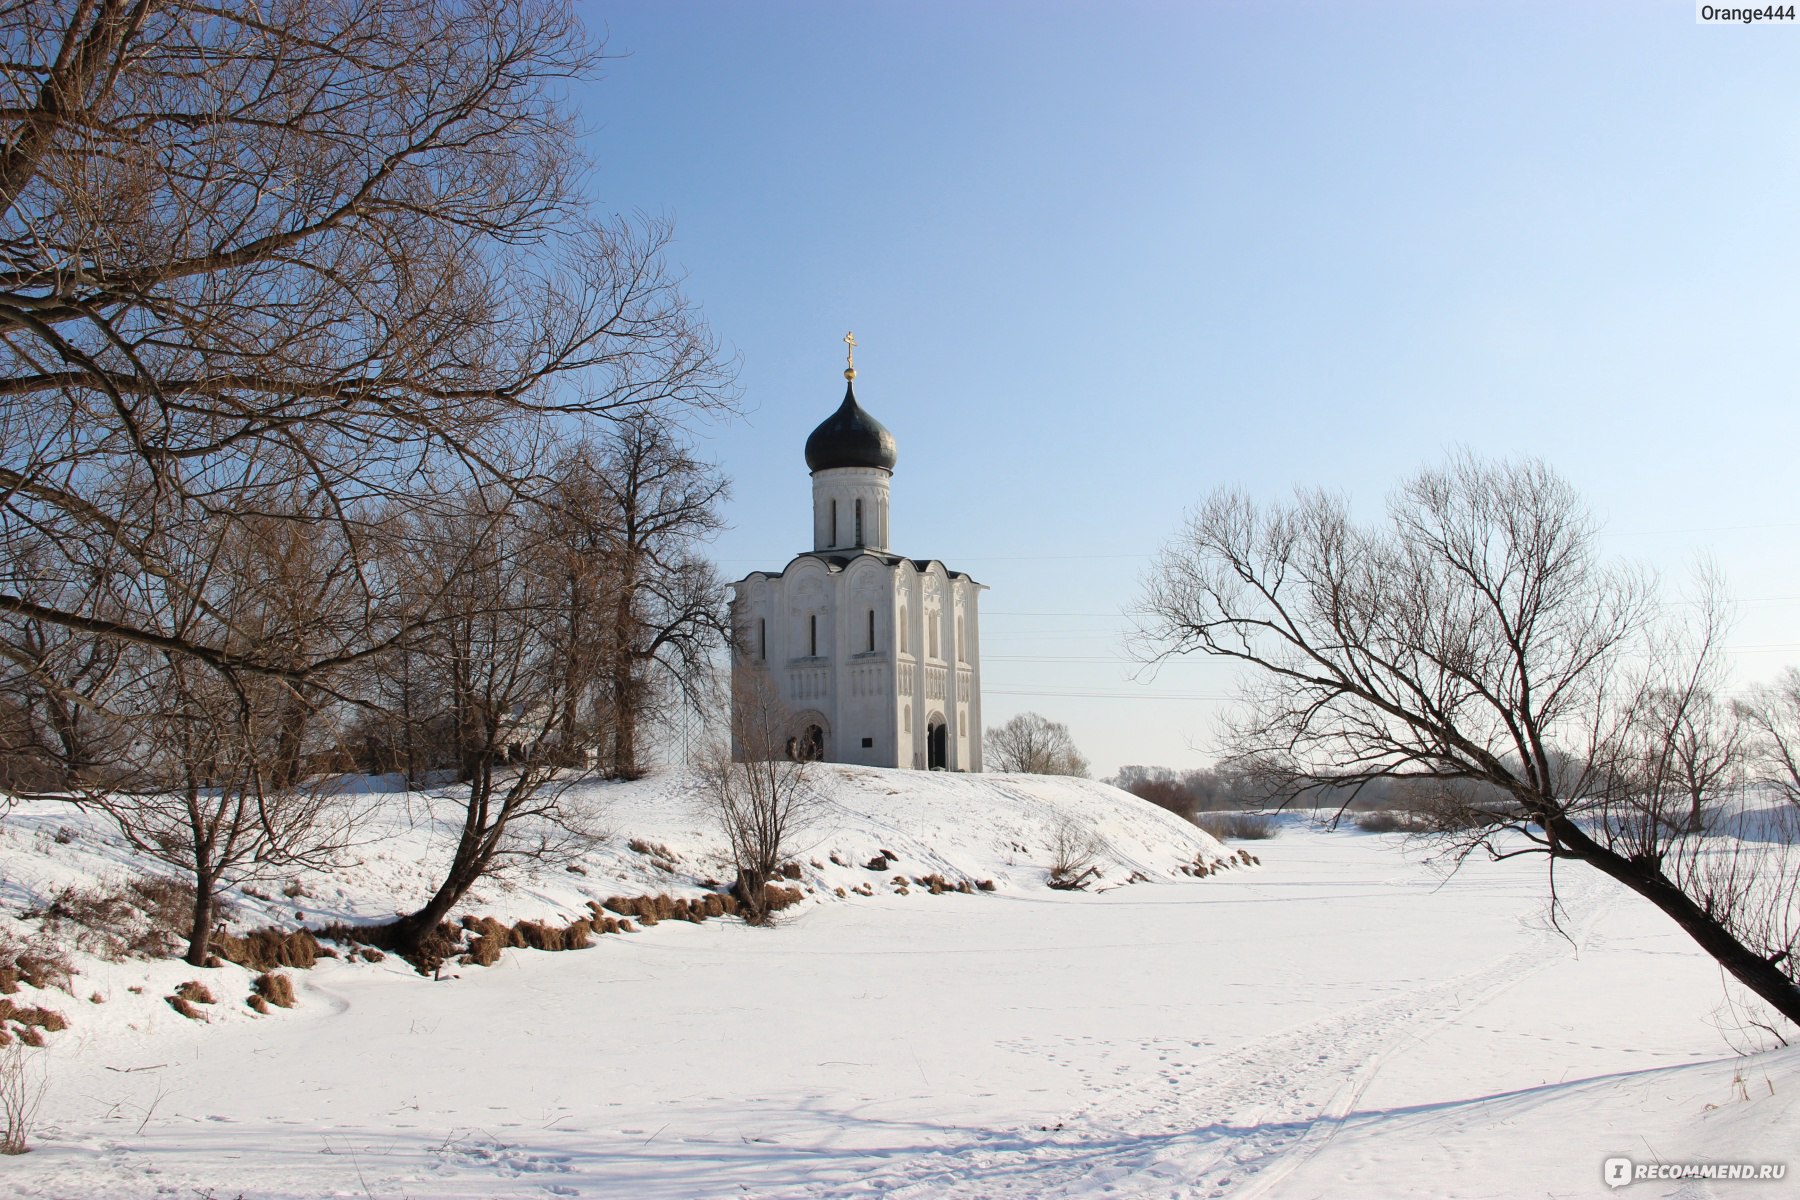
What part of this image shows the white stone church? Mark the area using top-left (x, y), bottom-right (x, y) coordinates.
top-left (729, 348), bottom-right (984, 770)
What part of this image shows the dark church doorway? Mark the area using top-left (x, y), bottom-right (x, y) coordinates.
top-left (927, 716), bottom-right (948, 770)
top-left (801, 723), bottom-right (825, 761)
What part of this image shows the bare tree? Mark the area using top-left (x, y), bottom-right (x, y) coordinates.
top-left (373, 488), bottom-right (603, 957)
top-left (79, 497), bottom-right (365, 964)
top-left (697, 672), bottom-right (820, 924)
top-left (89, 653), bottom-right (360, 965)
top-left (1628, 572), bottom-right (1746, 834)
top-left (985, 711), bottom-right (1090, 776)
top-left (0, 542), bottom-right (133, 790)
top-left (1741, 667), bottom-right (1800, 811)
top-left (0, 1), bottom-right (733, 685)
top-left (550, 417), bottom-right (729, 779)
top-left (1132, 453), bottom-right (1800, 1027)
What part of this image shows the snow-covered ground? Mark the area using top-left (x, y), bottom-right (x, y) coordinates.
top-left (0, 769), bottom-right (1792, 1199)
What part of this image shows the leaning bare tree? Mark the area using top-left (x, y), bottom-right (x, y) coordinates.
top-left (696, 672), bottom-right (821, 924)
top-left (372, 487), bottom-right (605, 958)
top-left (1133, 453), bottom-right (1800, 1027)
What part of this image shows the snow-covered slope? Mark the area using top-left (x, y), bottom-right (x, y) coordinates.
top-left (3, 780), bottom-right (1791, 1200)
top-left (1, 766), bottom-right (1232, 939)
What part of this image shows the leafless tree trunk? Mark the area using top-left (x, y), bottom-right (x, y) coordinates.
top-left (1132, 453), bottom-right (1800, 1027)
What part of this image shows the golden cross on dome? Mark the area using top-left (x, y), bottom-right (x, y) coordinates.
top-left (843, 330), bottom-right (857, 379)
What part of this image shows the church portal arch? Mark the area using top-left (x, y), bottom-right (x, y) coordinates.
top-left (789, 711), bottom-right (829, 761)
top-left (926, 712), bottom-right (948, 770)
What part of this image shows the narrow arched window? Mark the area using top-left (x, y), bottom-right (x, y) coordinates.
top-left (899, 608), bottom-right (908, 654)
top-left (855, 498), bottom-right (864, 547)
top-left (758, 617), bottom-right (766, 661)
top-left (830, 500), bottom-right (838, 547)
top-left (929, 618), bottom-right (939, 660)
top-left (956, 615), bottom-right (965, 662)
top-left (867, 608), bottom-right (876, 652)
top-left (809, 613), bottom-right (818, 657)
top-left (904, 704), bottom-right (912, 733)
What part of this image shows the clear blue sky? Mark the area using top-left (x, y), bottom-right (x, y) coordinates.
top-left (577, 2), bottom-right (1800, 778)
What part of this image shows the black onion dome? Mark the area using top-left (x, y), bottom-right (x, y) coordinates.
top-left (804, 381), bottom-right (898, 473)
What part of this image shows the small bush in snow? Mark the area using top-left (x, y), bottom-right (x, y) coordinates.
top-left (1356, 810), bottom-right (1434, 834)
top-left (25, 876), bottom-right (199, 961)
top-left (1046, 817), bottom-right (1102, 890)
top-left (1197, 812), bottom-right (1277, 841)
top-left (0, 1042), bottom-right (45, 1154)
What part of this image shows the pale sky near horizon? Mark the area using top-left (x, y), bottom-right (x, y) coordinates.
top-left (577, 2), bottom-right (1800, 778)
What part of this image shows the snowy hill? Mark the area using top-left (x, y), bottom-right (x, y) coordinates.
top-left (0, 766), bottom-right (1235, 945)
top-left (2, 776), bottom-right (1794, 1200)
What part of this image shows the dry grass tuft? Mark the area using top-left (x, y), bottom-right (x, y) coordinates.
top-left (166, 995), bottom-right (206, 1021)
top-left (175, 981), bottom-right (214, 1005)
top-left (0, 1000), bottom-right (66, 1036)
top-left (458, 916), bottom-right (508, 966)
top-left (253, 972), bottom-right (296, 1009)
top-left (212, 927), bottom-right (321, 971)
top-left (605, 893), bottom-right (730, 926)
top-left (763, 884), bottom-right (803, 913)
top-left (246, 994), bottom-right (270, 1014)
top-left (0, 934), bottom-right (73, 995)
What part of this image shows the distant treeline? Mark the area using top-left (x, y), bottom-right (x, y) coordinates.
top-left (1109, 764), bottom-right (1512, 822)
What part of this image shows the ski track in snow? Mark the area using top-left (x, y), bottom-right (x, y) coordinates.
top-left (767, 866), bottom-right (1619, 1200)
